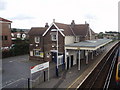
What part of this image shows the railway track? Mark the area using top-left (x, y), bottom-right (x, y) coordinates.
top-left (79, 42), bottom-right (120, 89)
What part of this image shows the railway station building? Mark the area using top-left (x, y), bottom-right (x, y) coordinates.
top-left (65, 39), bottom-right (112, 70)
top-left (29, 20), bottom-right (113, 71)
top-left (29, 20), bottom-right (96, 63)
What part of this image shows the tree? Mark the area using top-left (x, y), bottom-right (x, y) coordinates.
top-left (11, 28), bottom-right (17, 33)
top-left (98, 32), bottom-right (104, 39)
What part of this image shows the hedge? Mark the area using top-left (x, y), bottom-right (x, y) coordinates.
top-left (2, 42), bottom-right (29, 58)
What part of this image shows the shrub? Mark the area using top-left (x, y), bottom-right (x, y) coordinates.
top-left (2, 42), bottom-right (29, 58)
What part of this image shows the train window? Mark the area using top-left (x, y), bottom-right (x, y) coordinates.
top-left (118, 64), bottom-right (120, 77)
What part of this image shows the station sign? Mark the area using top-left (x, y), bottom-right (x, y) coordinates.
top-left (31, 61), bottom-right (49, 74)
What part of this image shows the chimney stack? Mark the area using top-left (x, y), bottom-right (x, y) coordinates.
top-left (71, 20), bottom-right (75, 28)
top-left (45, 23), bottom-right (49, 27)
top-left (53, 19), bottom-right (55, 23)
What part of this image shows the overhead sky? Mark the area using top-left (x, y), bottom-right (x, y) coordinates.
top-left (0, 0), bottom-right (119, 33)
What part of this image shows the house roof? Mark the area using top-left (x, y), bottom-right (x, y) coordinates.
top-left (28, 27), bottom-right (48, 36)
top-left (29, 21), bottom-right (95, 37)
top-left (54, 22), bottom-right (95, 36)
top-left (71, 24), bottom-right (89, 36)
top-left (0, 17), bottom-right (12, 22)
top-left (54, 22), bottom-right (74, 36)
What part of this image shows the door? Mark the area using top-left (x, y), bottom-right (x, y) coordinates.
top-left (71, 55), bottom-right (73, 67)
top-left (51, 52), bottom-right (57, 63)
top-left (67, 56), bottom-right (69, 70)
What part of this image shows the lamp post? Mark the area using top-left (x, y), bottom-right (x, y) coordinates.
top-left (56, 28), bottom-right (59, 77)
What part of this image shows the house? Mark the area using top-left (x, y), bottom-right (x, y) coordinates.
top-left (28, 20), bottom-right (95, 65)
top-left (104, 31), bottom-right (119, 40)
top-left (11, 28), bottom-right (29, 41)
top-left (0, 17), bottom-right (12, 50)
top-left (11, 32), bottom-right (28, 40)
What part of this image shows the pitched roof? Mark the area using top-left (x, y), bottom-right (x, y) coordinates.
top-left (0, 17), bottom-right (12, 22)
top-left (71, 24), bottom-right (89, 36)
top-left (29, 22), bottom-right (95, 37)
top-left (55, 22), bottom-right (95, 36)
top-left (54, 22), bottom-right (74, 36)
top-left (28, 27), bottom-right (48, 36)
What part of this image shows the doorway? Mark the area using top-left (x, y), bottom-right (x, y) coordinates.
top-left (67, 56), bottom-right (69, 70)
top-left (71, 55), bottom-right (73, 67)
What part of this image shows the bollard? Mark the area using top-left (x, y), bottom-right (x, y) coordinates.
top-left (56, 66), bottom-right (59, 77)
top-left (44, 71), bottom-right (46, 82)
top-left (28, 78), bottom-right (30, 90)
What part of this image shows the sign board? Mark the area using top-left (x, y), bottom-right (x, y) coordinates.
top-left (31, 62), bottom-right (49, 74)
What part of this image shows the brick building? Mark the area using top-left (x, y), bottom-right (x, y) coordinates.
top-left (28, 20), bottom-right (95, 65)
top-left (0, 17), bottom-right (12, 50)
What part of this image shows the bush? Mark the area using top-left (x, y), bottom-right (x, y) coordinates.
top-left (2, 42), bottom-right (29, 58)
top-left (10, 42), bottom-right (29, 56)
top-left (2, 50), bottom-right (13, 58)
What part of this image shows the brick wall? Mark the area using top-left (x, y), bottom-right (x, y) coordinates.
top-left (29, 25), bottom-right (65, 62)
top-left (2, 23), bottom-right (12, 47)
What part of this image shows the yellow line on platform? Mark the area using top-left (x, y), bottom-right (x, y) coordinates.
top-left (67, 74), bottom-right (83, 90)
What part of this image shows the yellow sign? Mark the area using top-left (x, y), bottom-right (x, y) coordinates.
top-left (40, 52), bottom-right (44, 58)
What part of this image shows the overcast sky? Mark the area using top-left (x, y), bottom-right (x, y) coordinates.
top-left (0, 0), bottom-right (119, 33)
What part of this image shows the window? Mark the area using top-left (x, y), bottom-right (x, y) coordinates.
top-left (35, 37), bottom-right (40, 43)
top-left (30, 51), bottom-right (33, 56)
top-left (34, 50), bottom-right (43, 57)
top-left (34, 50), bottom-right (40, 56)
top-left (17, 33), bottom-right (21, 38)
top-left (58, 55), bottom-right (63, 65)
top-left (5, 36), bottom-right (8, 40)
top-left (75, 36), bottom-right (79, 42)
top-left (51, 34), bottom-right (57, 41)
top-left (2, 36), bottom-right (3, 40)
top-left (46, 52), bottom-right (51, 58)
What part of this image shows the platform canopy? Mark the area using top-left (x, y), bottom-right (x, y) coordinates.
top-left (65, 39), bottom-right (112, 50)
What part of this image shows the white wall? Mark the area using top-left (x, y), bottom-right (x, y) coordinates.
top-left (68, 50), bottom-right (77, 65)
top-left (65, 36), bottom-right (75, 45)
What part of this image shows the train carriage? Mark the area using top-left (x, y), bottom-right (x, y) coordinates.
top-left (116, 47), bottom-right (120, 84)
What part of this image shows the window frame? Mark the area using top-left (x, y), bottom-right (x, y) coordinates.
top-left (35, 36), bottom-right (40, 43)
top-left (34, 50), bottom-right (43, 57)
top-left (58, 55), bottom-right (63, 65)
top-left (4, 36), bottom-right (8, 40)
top-left (75, 36), bottom-right (79, 42)
top-left (51, 34), bottom-right (57, 41)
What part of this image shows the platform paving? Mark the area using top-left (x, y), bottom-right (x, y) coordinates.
top-left (35, 41), bottom-right (119, 89)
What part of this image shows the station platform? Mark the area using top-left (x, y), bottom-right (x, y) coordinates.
top-left (67, 40), bottom-right (119, 89)
top-left (35, 41), bottom-right (119, 88)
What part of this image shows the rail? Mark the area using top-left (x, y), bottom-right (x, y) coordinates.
top-left (103, 49), bottom-right (118, 89)
top-left (79, 42), bottom-right (119, 89)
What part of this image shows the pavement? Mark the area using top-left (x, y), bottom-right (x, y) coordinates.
top-left (35, 41), bottom-right (119, 89)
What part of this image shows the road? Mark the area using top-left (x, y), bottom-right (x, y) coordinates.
top-left (2, 55), bottom-right (41, 88)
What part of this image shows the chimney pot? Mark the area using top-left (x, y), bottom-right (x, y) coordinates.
top-left (45, 23), bottom-right (49, 27)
